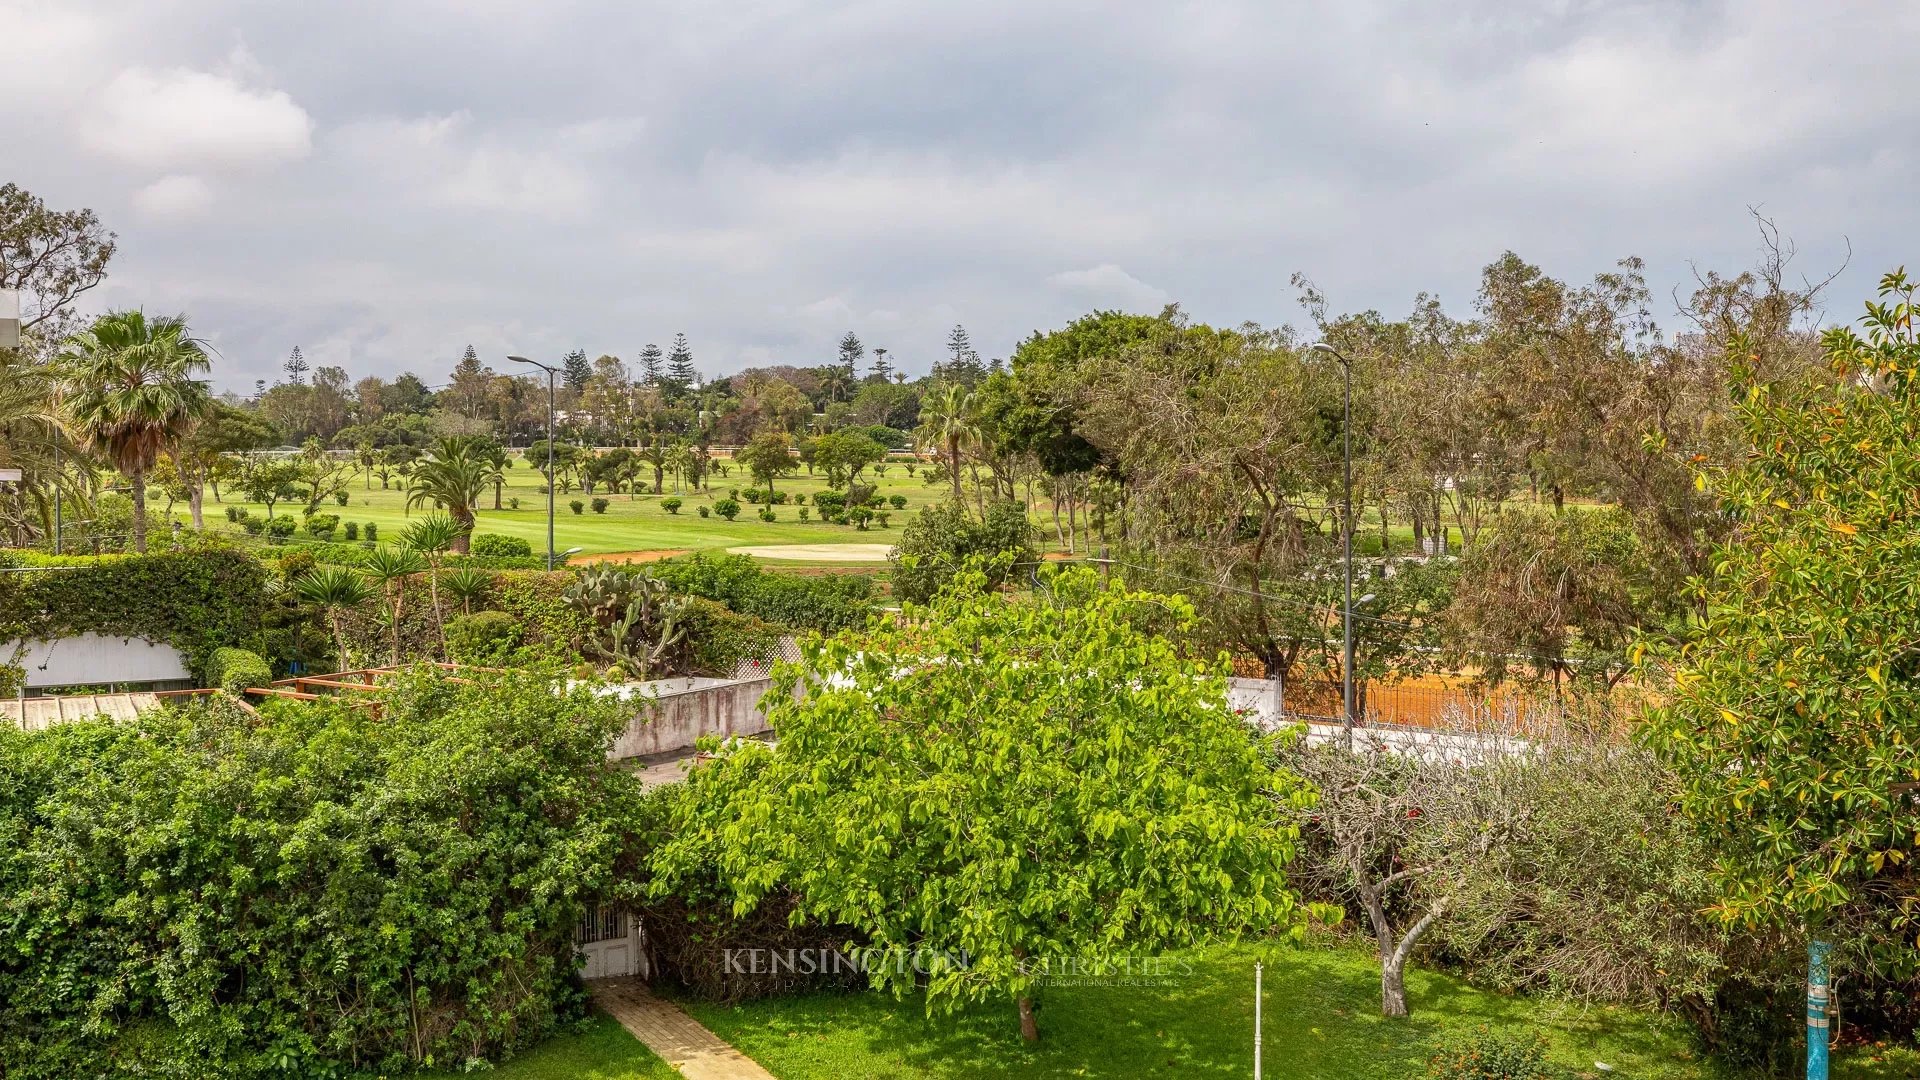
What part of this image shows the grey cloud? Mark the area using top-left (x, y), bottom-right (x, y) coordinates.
top-left (0, 0), bottom-right (1908, 391)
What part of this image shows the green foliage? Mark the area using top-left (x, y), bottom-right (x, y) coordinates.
top-left (0, 672), bottom-right (644, 1075)
top-left (889, 501), bottom-right (1038, 604)
top-left (0, 549), bottom-right (270, 679)
top-left (651, 552), bottom-right (874, 633)
top-left (675, 597), bottom-right (781, 677)
top-left (713, 498), bottom-right (740, 520)
top-left (265, 514), bottom-right (296, 539)
top-left (757, 507), bottom-right (775, 523)
top-left (1643, 271), bottom-right (1920, 978)
top-left (888, 494), bottom-right (907, 509)
top-left (363, 521), bottom-right (377, 542)
top-left (333, 489), bottom-right (349, 506)
top-left (660, 497), bottom-right (682, 514)
top-left (471, 533), bottom-right (534, 558)
top-left (446, 610), bottom-right (524, 665)
top-left (646, 567), bottom-right (1311, 1039)
top-left (569, 499), bottom-right (584, 515)
top-left (302, 511), bottom-right (339, 540)
top-left (696, 505), bottom-right (710, 518)
top-left (591, 497), bottom-right (610, 514)
top-left (206, 646), bottom-right (271, 692)
top-left (1425, 1026), bottom-right (1556, 1080)
top-left (344, 521), bottom-right (359, 541)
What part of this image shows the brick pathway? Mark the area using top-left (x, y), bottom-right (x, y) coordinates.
top-left (590, 978), bottom-right (776, 1080)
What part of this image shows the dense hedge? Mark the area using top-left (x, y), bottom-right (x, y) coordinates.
top-left (0, 670), bottom-right (644, 1077)
top-left (0, 548), bottom-right (271, 680)
top-left (206, 647), bottom-right (272, 692)
top-left (651, 552), bottom-right (875, 632)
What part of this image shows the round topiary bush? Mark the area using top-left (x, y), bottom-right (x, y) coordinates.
top-left (697, 505), bottom-right (710, 518)
top-left (207, 646), bottom-right (272, 693)
top-left (714, 499), bottom-right (741, 521)
top-left (591, 497), bottom-right (610, 514)
top-left (889, 494), bottom-right (908, 509)
top-left (569, 499), bottom-right (585, 515)
top-left (364, 522), bottom-right (378, 543)
top-left (661, 498), bottom-right (682, 515)
top-left (344, 522), bottom-right (360, 542)
top-left (758, 508), bottom-right (776, 523)
top-left (471, 533), bottom-right (534, 558)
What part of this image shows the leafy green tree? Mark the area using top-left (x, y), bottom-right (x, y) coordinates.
top-left (561, 348), bottom-right (592, 392)
top-left (808, 429), bottom-right (884, 490)
top-left (647, 566), bottom-right (1314, 1041)
top-left (0, 182), bottom-right (116, 352)
top-left (735, 429), bottom-right (796, 496)
top-left (59, 310), bottom-right (214, 551)
top-left (1643, 270), bottom-right (1920, 986)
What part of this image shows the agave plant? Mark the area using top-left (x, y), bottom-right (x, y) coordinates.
top-left (293, 565), bottom-right (375, 670)
top-left (361, 544), bottom-right (426, 664)
top-left (442, 567), bottom-right (494, 617)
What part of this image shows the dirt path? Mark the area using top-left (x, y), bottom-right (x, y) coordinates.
top-left (726, 543), bottom-right (893, 562)
top-left (573, 549), bottom-right (691, 565)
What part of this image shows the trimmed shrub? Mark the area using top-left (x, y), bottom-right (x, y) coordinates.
top-left (0, 673), bottom-right (643, 1075)
top-left (224, 505), bottom-right (242, 522)
top-left (471, 533), bottom-right (534, 558)
top-left (714, 499), bottom-right (741, 521)
top-left (652, 552), bottom-right (874, 633)
top-left (758, 508), bottom-right (776, 523)
top-left (812, 490), bottom-right (846, 516)
top-left (569, 499), bottom-right (585, 515)
top-left (591, 497), bottom-right (610, 514)
top-left (266, 516), bottom-right (297, 541)
top-left (509, 497), bottom-right (521, 510)
top-left (742, 488), bottom-right (766, 505)
top-left (876, 512), bottom-right (890, 529)
top-left (661, 498), bottom-right (683, 515)
top-left (240, 513), bottom-right (266, 535)
top-left (888, 494), bottom-right (908, 509)
top-left (303, 513), bottom-right (340, 541)
top-left (697, 505), bottom-right (710, 518)
top-left (799, 507), bottom-right (810, 523)
top-left (344, 521), bottom-right (360, 541)
top-left (334, 490), bottom-right (349, 507)
top-left (206, 646), bottom-right (271, 692)
top-left (768, 491), bottom-right (789, 505)
top-left (446, 610), bottom-right (524, 666)
top-left (364, 522), bottom-right (378, 543)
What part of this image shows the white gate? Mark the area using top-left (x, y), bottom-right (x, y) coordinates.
top-left (575, 904), bottom-right (641, 979)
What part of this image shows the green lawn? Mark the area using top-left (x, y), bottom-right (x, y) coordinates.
top-left (193, 457), bottom-right (950, 557)
top-left (417, 1014), bottom-right (676, 1080)
top-left (669, 941), bottom-right (1916, 1080)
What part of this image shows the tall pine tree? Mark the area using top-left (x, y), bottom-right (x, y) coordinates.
top-left (561, 348), bottom-right (592, 392)
top-left (942, 324), bottom-right (985, 385)
top-left (284, 345), bottom-right (308, 386)
top-left (871, 346), bottom-right (893, 384)
top-left (638, 342), bottom-right (664, 385)
top-left (837, 331), bottom-right (865, 367)
top-left (665, 333), bottom-right (696, 395)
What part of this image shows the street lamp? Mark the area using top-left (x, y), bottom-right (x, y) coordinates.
top-left (1308, 341), bottom-right (1357, 745)
top-left (510, 355), bottom-right (561, 570)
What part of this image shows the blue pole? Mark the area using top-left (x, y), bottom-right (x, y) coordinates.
top-left (1807, 939), bottom-right (1831, 1080)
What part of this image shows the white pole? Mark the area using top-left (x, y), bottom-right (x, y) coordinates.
top-left (1253, 960), bottom-right (1263, 1080)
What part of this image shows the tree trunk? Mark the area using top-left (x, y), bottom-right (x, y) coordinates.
top-left (494, 480), bottom-right (503, 510)
top-left (130, 464), bottom-right (149, 553)
top-left (1017, 996), bottom-right (1038, 1042)
top-left (1381, 956), bottom-right (1410, 1018)
top-left (948, 437), bottom-right (964, 511)
top-left (188, 468), bottom-right (205, 531)
top-left (452, 508), bottom-right (474, 554)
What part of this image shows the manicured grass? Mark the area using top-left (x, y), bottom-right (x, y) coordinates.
top-left (667, 941), bottom-right (1887, 1080)
top-left (417, 1013), bottom-right (676, 1080)
top-left (194, 458), bottom-right (944, 557)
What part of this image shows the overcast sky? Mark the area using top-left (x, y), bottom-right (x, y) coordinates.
top-left (2, 0), bottom-right (1905, 392)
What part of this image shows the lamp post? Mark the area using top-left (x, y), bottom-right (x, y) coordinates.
top-left (1308, 341), bottom-right (1357, 746)
top-left (510, 355), bottom-right (560, 570)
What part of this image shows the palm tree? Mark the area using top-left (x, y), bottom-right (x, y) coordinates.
top-left (294, 565), bottom-right (375, 670)
top-left (665, 441), bottom-right (697, 495)
top-left (481, 442), bottom-right (511, 509)
top-left (362, 545), bottom-right (426, 664)
top-left (916, 384), bottom-right (980, 514)
top-left (404, 436), bottom-right (500, 553)
top-left (403, 512), bottom-right (462, 657)
top-left (59, 310), bottom-right (214, 552)
top-left (442, 567), bottom-right (493, 616)
top-left (0, 355), bottom-right (82, 547)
